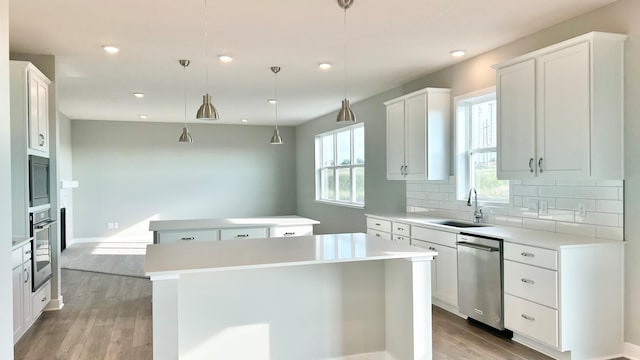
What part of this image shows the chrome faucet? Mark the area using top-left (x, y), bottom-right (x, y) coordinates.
top-left (466, 188), bottom-right (483, 223)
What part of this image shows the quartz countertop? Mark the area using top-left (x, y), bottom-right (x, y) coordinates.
top-left (149, 215), bottom-right (320, 232)
top-left (144, 232), bottom-right (436, 278)
top-left (12, 236), bottom-right (32, 249)
top-left (366, 213), bottom-right (622, 250)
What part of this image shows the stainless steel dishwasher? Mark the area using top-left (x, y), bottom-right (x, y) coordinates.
top-left (456, 233), bottom-right (504, 330)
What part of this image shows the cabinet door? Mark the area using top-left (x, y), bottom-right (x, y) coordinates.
top-left (386, 100), bottom-right (406, 180)
top-left (12, 266), bottom-right (22, 340)
top-left (404, 93), bottom-right (427, 180)
top-left (36, 77), bottom-right (49, 152)
top-left (432, 243), bottom-right (458, 307)
top-left (22, 262), bottom-right (32, 327)
top-left (497, 59), bottom-right (536, 179)
top-left (537, 42), bottom-right (590, 178)
top-left (27, 72), bottom-right (49, 154)
top-left (220, 227), bottom-right (268, 240)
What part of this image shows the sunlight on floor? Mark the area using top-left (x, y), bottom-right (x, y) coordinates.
top-left (90, 242), bottom-right (148, 256)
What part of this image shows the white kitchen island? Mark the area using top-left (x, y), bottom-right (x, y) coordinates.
top-left (144, 233), bottom-right (437, 360)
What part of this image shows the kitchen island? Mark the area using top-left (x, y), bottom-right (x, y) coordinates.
top-left (145, 233), bottom-right (437, 360)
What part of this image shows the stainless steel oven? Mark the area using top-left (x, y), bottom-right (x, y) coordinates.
top-left (29, 155), bottom-right (51, 207)
top-left (30, 208), bottom-right (54, 291)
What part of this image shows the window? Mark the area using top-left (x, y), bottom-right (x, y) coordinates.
top-left (315, 123), bottom-right (364, 207)
top-left (455, 88), bottom-right (509, 203)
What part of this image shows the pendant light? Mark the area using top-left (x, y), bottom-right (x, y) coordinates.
top-left (269, 66), bottom-right (283, 144)
top-left (196, 0), bottom-right (220, 120)
top-left (336, 0), bottom-right (356, 123)
top-left (178, 60), bottom-right (193, 143)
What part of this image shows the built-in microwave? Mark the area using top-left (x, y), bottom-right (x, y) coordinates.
top-left (29, 155), bottom-right (50, 207)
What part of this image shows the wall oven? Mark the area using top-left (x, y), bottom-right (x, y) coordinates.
top-left (30, 208), bottom-right (54, 291)
top-left (29, 155), bottom-right (50, 207)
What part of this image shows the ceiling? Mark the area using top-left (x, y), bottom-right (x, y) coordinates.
top-left (9, 0), bottom-right (616, 126)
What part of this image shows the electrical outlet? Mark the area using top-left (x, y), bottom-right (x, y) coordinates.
top-left (539, 200), bottom-right (548, 215)
top-left (578, 203), bottom-right (586, 217)
top-left (113, 222), bottom-right (119, 229)
top-left (107, 222), bottom-right (114, 229)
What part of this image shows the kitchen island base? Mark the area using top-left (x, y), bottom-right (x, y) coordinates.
top-left (150, 257), bottom-right (432, 360)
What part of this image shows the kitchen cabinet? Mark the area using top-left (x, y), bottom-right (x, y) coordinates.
top-left (220, 227), bottom-right (268, 240)
top-left (11, 61), bottom-right (51, 157)
top-left (495, 32), bottom-right (626, 180)
top-left (366, 216), bottom-right (392, 241)
top-left (411, 225), bottom-right (458, 308)
top-left (269, 225), bottom-right (313, 238)
top-left (156, 229), bottom-right (219, 243)
top-left (12, 240), bottom-right (33, 344)
top-left (384, 87), bottom-right (450, 181)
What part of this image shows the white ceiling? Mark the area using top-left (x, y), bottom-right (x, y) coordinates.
top-left (9, 0), bottom-right (615, 126)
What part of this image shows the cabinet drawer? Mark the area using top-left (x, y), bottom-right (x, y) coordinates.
top-left (12, 248), bottom-right (23, 269)
top-left (270, 225), bottom-right (313, 238)
top-left (504, 243), bottom-right (558, 270)
top-left (391, 234), bottom-right (410, 246)
top-left (366, 217), bottom-right (391, 233)
top-left (32, 281), bottom-right (51, 316)
top-left (367, 229), bottom-right (391, 241)
top-left (391, 222), bottom-right (410, 237)
top-left (411, 225), bottom-right (456, 247)
top-left (158, 229), bottom-right (219, 243)
top-left (504, 260), bottom-right (558, 309)
top-left (505, 294), bottom-right (558, 348)
top-left (23, 244), bottom-right (32, 262)
top-left (220, 227), bottom-right (268, 240)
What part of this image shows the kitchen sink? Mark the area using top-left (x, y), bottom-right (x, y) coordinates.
top-left (432, 220), bottom-right (490, 228)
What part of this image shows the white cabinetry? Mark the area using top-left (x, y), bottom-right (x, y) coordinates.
top-left (503, 242), bottom-right (624, 359)
top-left (12, 241), bottom-right (34, 344)
top-left (269, 225), bottom-right (313, 238)
top-left (156, 229), bottom-right (219, 244)
top-left (220, 227), bottom-right (268, 240)
top-left (495, 32), bottom-right (626, 180)
top-left (385, 88), bottom-right (450, 181)
top-left (366, 217), bottom-right (392, 241)
top-left (11, 61), bottom-right (51, 157)
top-left (410, 225), bottom-right (458, 308)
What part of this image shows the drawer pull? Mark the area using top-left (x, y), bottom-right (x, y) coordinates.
top-left (397, 227), bottom-right (404, 231)
top-left (180, 237), bottom-right (195, 241)
top-left (375, 233), bottom-right (381, 237)
top-left (375, 223), bottom-right (381, 226)
top-left (521, 278), bottom-right (535, 285)
top-left (521, 252), bottom-right (535, 258)
top-left (25, 250), bottom-right (32, 255)
top-left (236, 234), bottom-right (249, 238)
top-left (283, 232), bottom-right (295, 236)
top-left (41, 296), bottom-right (48, 303)
top-left (521, 314), bottom-right (535, 321)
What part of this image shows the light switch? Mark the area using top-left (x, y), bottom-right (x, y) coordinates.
top-left (539, 200), bottom-right (548, 215)
top-left (578, 203), bottom-right (586, 217)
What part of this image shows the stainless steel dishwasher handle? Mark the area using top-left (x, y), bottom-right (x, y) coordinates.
top-left (456, 241), bottom-right (499, 252)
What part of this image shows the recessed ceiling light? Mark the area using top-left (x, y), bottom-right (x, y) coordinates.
top-left (138, 115), bottom-right (148, 119)
top-left (218, 55), bottom-right (233, 63)
top-left (319, 63), bottom-right (332, 70)
top-left (268, 99), bottom-right (277, 104)
top-left (102, 45), bottom-right (120, 54)
top-left (133, 92), bottom-right (145, 98)
top-left (450, 49), bottom-right (466, 57)
top-left (241, 118), bottom-right (248, 123)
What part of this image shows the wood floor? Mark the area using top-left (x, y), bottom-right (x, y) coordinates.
top-left (12, 269), bottom-right (594, 360)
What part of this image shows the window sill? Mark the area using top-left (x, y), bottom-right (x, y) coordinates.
top-left (315, 199), bottom-right (365, 210)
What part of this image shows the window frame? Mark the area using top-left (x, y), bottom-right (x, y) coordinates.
top-left (454, 87), bottom-right (511, 205)
top-left (315, 123), bottom-right (365, 208)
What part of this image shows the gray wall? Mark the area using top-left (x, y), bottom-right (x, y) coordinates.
top-left (59, 113), bottom-right (74, 243)
top-left (297, 0), bottom-right (640, 347)
top-left (71, 120), bottom-right (297, 239)
top-left (0, 0), bottom-right (14, 357)
top-left (295, 92), bottom-right (407, 234)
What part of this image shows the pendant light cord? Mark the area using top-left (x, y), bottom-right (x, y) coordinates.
top-left (343, 7), bottom-right (347, 100)
top-left (204, 0), bottom-right (209, 91)
top-left (275, 70), bottom-right (279, 130)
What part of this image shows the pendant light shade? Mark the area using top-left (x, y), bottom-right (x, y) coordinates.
top-left (178, 59), bottom-right (194, 143)
top-left (269, 66), bottom-right (283, 145)
top-left (336, 0), bottom-right (356, 123)
top-left (196, 0), bottom-right (219, 120)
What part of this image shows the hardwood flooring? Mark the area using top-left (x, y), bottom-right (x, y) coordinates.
top-left (14, 269), bottom-right (621, 360)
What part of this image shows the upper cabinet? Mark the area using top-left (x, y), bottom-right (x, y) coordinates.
top-left (495, 32), bottom-right (626, 180)
top-left (385, 87), bottom-right (451, 181)
top-left (11, 61), bottom-right (51, 157)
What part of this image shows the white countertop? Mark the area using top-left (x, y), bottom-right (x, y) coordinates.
top-left (12, 236), bottom-right (32, 249)
top-left (144, 232), bottom-right (436, 278)
top-left (366, 213), bottom-right (622, 249)
top-left (149, 215), bottom-right (320, 232)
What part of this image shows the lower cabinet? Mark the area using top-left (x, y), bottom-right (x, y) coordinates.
top-left (157, 229), bottom-right (219, 243)
top-left (411, 238), bottom-right (458, 307)
top-left (12, 240), bottom-right (42, 344)
top-left (269, 225), bottom-right (313, 238)
top-left (156, 224), bottom-right (315, 244)
top-left (220, 227), bottom-right (268, 240)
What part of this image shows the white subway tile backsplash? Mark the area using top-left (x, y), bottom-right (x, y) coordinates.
top-left (407, 183), bottom-right (422, 192)
top-left (439, 184), bottom-right (455, 193)
top-left (493, 215), bottom-right (523, 228)
top-left (422, 184), bottom-right (440, 192)
top-left (538, 186), bottom-right (575, 198)
top-left (575, 186), bottom-right (619, 200)
top-left (555, 198), bottom-right (595, 211)
top-left (539, 210), bottom-right (575, 222)
top-left (407, 198), bottom-right (421, 207)
top-left (422, 200), bottom-right (440, 208)
top-left (556, 179), bottom-right (596, 186)
top-left (522, 178), bottom-right (556, 186)
top-left (556, 222), bottom-right (596, 237)
top-left (619, 214), bottom-right (624, 227)
top-left (595, 180), bottom-right (623, 187)
top-left (512, 196), bottom-right (523, 207)
top-left (523, 218), bottom-right (556, 232)
top-left (596, 226), bottom-right (624, 241)
top-left (513, 185), bottom-right (538, 197)
top-left (575, 212), bottom-right (619, 227)
top-left (595, 200), bottom-right (623, 214)
top-left (508, 208), bottom-right (539, 219)
top-left (429, 192), bottom-right (449, 201)
top-left (619, 187), bottom-right (624, 200)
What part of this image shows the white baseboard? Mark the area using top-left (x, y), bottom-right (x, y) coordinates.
top-left (626, 342), bottom-right (640, 360)
top-left (44, 296), bottom-right (64, 311)
top-left (323, 351), bottom-right (388, 360)
top-left (69, 235), bottom-right (152, 245)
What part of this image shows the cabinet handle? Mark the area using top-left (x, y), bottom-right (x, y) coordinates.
top-left (41, 296), bottom-right (47, 303)
top-left (375, 223), bottom-right (381, 226)
top-left (521, 314), bottom-right (535, 321)
top-left (25, 250), bottom-right (32, 255)
top-left (521, 278), bottom-right (535, 285)
top-left (236, 234), bottom-right (249, 238)
top-left (521, 252), bottom-right (535, 258)
top-left (529, 158), bottom-right (534, 173)
top-left (375, 233), bottom-right (381, 237)
top-left (403, 165), bottom-right (408, 176)
top-left (538, 158), bottom-right (543, 173)
top-left (180, 237), bottom-right (195, 240)
top-left (283, 232), bottom-right (295, 236)
top-left (24, 269), bottom-right (29, 283)
top-left (38, 133), bottom-right (45, 146)
top-left (397, 227), bottom-right (404, 231)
